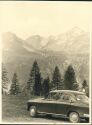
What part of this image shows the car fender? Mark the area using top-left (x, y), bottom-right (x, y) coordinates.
top-left (67, 105), bottom-right (89, 118)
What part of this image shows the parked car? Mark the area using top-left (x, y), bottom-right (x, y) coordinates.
top-left (27, 90), bottom-right (89, 123)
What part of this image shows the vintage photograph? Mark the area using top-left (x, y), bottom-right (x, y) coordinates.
top-left (0, 1), bottom-right (92, 124)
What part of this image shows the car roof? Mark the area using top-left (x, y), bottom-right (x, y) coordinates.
top-left (50, 90), bottom-right (85, 95)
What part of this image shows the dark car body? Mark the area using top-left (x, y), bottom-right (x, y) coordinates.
top-left (27, 90), bottom-right (89, 121)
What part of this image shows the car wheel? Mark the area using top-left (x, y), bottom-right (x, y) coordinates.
top-left (85, 118), bottom-right (89, 122)
top-left (69, 112), bottom-right (80, 123)
top-left (29, 106), bottom-right (37, 117)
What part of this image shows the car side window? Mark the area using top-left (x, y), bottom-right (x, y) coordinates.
top-left (47, 93), bottom-right (56, 100)
top-left (47, 92), bottom-right (60, 100)
top-left (52, 93), bottom-right (60, 100)
top-left (64, 95), bottom-right (70, 101)
top-left (69, 94), bottom-right (76, 102)
top-left (60, 94), bottom-right (70, 101)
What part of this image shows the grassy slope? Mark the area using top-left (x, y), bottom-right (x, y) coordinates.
top-left (2, 95), bottom-right (33, 122)
top-left (2, 95), bottom-right (70, 123)
top-left (2, 95), bottom-right (89, 123)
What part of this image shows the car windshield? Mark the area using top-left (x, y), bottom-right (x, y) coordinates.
top-left (76, 94), bottom-right (89, 102)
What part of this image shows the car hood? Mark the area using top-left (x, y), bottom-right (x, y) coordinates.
top-left (71, 101), bottom-right (89, 108)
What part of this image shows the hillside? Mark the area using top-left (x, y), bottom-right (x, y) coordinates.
top-left (2, 28), bottom-right (90, 90)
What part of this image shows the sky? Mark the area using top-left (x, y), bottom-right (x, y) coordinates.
top-left (0, 1), bottom-right (92, 39)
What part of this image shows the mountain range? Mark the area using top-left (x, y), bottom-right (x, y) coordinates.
top-left (2, 27), bottom-right (90, 90)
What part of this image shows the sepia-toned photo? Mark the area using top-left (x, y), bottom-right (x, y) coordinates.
top-left (0, 1), bottom-right (92, 124)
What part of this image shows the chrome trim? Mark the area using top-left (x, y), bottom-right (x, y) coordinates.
top-left (84, 114), bottom-right (89, 117)
top-left (37, 111), bottom-right (67, 117)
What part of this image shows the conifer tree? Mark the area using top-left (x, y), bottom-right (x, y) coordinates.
top-left (26, 67), bottom-right (35, 95)
top-left (42, 76), bottom-right (50, 98)
top-left (85, 86), bottom-right (89, 97)
top-left (10, 73), bottom-right (20, 95)
top-left (27, 60), bottom-right (42, 96)
top-left (52, 66), bottom-right (63, 90)
top-left (64, 65), bottom-right (76, 90)
top-left (82, 80), bottom-right (88, 89)
top-left (2, 64), bottom-right (9, 94)
top-left (82, 80), bottom-right (89, 96)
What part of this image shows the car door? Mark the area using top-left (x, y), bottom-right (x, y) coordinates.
top-left (54, 93), bottom-right (71, 116)
top-left (37, 93), bottom-right (56, 114)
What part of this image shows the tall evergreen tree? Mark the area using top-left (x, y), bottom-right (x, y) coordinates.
top-left (85, 86), bottom-right (89, 97)
top-left (2, 64), bottom-right (9, 94)
top-left (26, 67), bottom-right (35, 95)
top-left (82, 80), bottom-right (88, 89)
top-left (42, 76), bottom-right (50, 98)
top-left (10, 73), bottom-right (20, 95)
top-left (82, 80), bottom-right (89, 96)
top-left (52, 66), bottom-right (63, 90)
top-left (64, 65), bottom-right (77, 90)
top-left (27, 60), bottom-right (42, 96)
